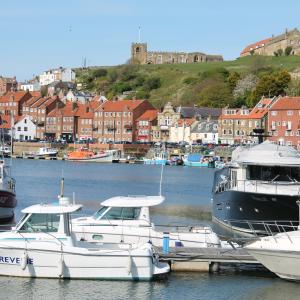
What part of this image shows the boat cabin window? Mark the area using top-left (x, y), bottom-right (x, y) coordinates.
top-left (93, 206), bottom-right (108, 220)
top-left (246, 165), bottom-right (300, 182)
top-left (19, 213), bottom-right (60, 232)
top-left (99, 207), bottom-right (141, 220)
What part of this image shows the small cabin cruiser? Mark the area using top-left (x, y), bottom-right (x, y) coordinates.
top-left (35, 147), bottom-right (58, 158)
top-left (67, 148), bottom-right (120, 162)
top-left (0, 196), bottom-right (169, 280)
top-left (72, 195), bottom-right (221, 248)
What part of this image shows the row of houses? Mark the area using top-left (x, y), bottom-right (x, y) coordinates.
top-left (1, 90), bottom-right (300, 148)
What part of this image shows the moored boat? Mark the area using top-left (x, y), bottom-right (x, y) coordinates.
top-left (67, 148), bottom-right (120, 162)
top-left (0, 160), bottom-right (16, 222)
top-left (212, 140), bottom-right (300, 237)
top-left (72, 195), bottom-right (221, 248)
top-left (35, 147), bottom-right (58, 158)
top-left (0, 195), bottom-right (169, 280)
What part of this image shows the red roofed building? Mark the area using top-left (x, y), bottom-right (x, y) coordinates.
top-left (0, 76), bottom-right (17, 95)
top-left (268, 96), bottom-right (300, 148)
top-left (94, 99), bottom-right (155, 143)
top-left (218, 97), bottom-right (276, 144)
top-left (240, 38), bottom-right (272, 57)
top-left (0, 91), bottom-right (32, 116)
top-left (136, 109), bottom-right (158, 142)
top-left (22, 95), bottom-right (63, 139)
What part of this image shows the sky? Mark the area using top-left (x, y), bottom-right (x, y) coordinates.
top-left (1, 0), bottom-right (300, 81)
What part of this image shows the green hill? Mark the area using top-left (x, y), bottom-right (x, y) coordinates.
top-left (76, 56), bottom-right (300, 108)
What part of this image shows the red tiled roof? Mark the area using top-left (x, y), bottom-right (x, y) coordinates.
top-left (0, 115), bottom-right (12, 129)
top-left (97, 99), bottom-right (144, 112)
top-left (240, 38), bottom-right (272, 55)
top-left (24, 95), bottom-right (42, 107)
top-left (270, 96), bottom-right (300, 110)
top-left (136, 109), bottom-right (158, 121)
top-left (29, 91), bottom-right (41, 97)
top-left (0, 91), bottom-right (30, 103)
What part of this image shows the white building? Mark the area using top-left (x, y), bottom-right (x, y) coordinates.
top-left (169, 119), bottom-right (195, 144)
top-left (66, 90), bottom-right (93, 103)
top-left (20, 81), bottom-right (40, 92)
top-left (39, 67), bottom-right (76, 86)
top-left (14, 116), bottom-right (36, 141)
top-left (190, 120), bottom-right (218, 144)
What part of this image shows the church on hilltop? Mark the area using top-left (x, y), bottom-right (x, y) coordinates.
top-left (131, 42), bottom-right (223, 65)
top-left (241, 28), bottom-right (300, 57)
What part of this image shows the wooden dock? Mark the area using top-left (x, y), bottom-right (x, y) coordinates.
top-left (158, 246), bottom-right (258, 272)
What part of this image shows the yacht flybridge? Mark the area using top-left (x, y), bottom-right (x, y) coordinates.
top-left (0, 196), bottom-right (169, 280)
top-left (212, 140), bottom-right (300, 236)
top-left (72, 195), bottom-right (221, 248)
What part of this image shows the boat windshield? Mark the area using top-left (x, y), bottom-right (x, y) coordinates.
top-left (19, 213), bottom-right (60, 232)
top-left (96, 207), bottom-right (141, 220)
top-left (93, 206), bottom-right (108, 220)
top-left (247, 165), bottom-right (300, 182)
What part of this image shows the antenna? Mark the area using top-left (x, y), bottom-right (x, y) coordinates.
top-left (159, 163), bottom-right (164, 196)
top-left (138, 26), bottom-right (141, 43)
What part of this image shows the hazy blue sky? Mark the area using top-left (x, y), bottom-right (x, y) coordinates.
top-left (1, 0), bottom-right (300, 80)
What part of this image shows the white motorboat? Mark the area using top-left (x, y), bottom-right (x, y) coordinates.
top-left (72, 195), bottom-right (221, 248)
top-left (0, 196), bottom-right (169, 280)
top-left (244, 228), bottom-right (300, 281)
top-left (35, 147), bottom-right (58, 158)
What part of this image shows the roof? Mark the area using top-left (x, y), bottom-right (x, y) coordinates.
top-left (100, 195), bottom-right (165, 207)
top-left (177, 118), bottom-right (196, 127)
top-left (231, 140), bottom-right (300, 166)
top-left (136, 109), bottom-right (158, 121)
top-left (0, 91), bottom-right (30, 103)
top-left (191, 120), bottom-right (218, 133)
top-left (22, 202), bottom-right (82, 214)
top-left (98, 100), bottom-right (145, 112)
top-left (0, 115), bottom-right (12, 129)
top-left (240, 37), bottom-right (272, 55)
top-left (179, 107), bottom-right (222, 119)
top-left (270, 96), bottom-right (300, 110)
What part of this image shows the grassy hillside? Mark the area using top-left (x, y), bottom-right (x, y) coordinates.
top-left (76, 56), bottom-right (300, 108)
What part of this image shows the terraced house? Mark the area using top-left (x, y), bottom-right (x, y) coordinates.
top-left (93, 99), bottom-right (155, 143)
top-left (0, 91), bottom-right (32, 116)
top-left (218, 98), bottom-right (274, 144)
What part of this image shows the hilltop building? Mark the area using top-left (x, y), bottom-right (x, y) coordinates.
top-left (0, 76), bottom-right (17, 95)
top-left (131, 42), bottom-right (223, 65)
top-left (39, 67), bottom-right (75, 86)
top-left (241, 28), bottom-right (300, 57)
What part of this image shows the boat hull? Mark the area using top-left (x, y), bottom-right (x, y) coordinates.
top-left (183, 160), bottom-right (208, 167)
top-left (143, 159), bottom-right (167, 165)
top-left (0, 190), bottom-right (16, 221)
top-left (72, 223), bottom-right (221, 248)
top-left (0, 243), bottom-right (168, 280)
top-left (246, 248), bottom-right (300, 281)
top-left (212, 189), bottom-right (299, 236)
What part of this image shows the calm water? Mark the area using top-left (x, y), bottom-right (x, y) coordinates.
top-left (0, 160), bottom-right (299, 300)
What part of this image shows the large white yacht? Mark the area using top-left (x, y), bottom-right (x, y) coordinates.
top-left (212, 140), bottom-right (300, 236)
top-left (72, 195), bottom-right (221, 248)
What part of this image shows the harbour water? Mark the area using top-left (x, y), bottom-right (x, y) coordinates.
top-left (1, 160), bottom-right (300, 300)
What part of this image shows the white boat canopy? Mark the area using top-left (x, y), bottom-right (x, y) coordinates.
top-left (22, 203), bottom-right (82, 214)
top-left (231, 140), bottom-right (300, 166)
top-left (100, 195), bottom-right (165, 207)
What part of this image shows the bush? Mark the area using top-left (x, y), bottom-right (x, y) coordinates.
top-left (285, 46), bottom-right (293, 56)
top-left (144, 77), bottom-right (161, 90)
top-left (92, 68), bottom-right (107, 78)
top-left (112, 82), bottom-right (132, 94)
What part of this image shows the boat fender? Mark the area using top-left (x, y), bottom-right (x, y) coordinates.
top-left (127, 251), bottom-right (132, 275)
top-left (21, 251), bottom-right (28, 270)
top-left (58, 256), bottom-right (64, 278)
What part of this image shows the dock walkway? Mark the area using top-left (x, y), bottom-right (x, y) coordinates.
top-left (157, 246), bottom-right (258, 272)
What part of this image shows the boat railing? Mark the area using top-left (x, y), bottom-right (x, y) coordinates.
top-left (224, 219), bottom-right (299, 241)
top-left (215, 178), bottom-right (300, 195)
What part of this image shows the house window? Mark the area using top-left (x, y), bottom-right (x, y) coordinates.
top-left (24, 119), bottom-right (27, 124)
top-left (17, 127), bottom-right (21, 131)
top-left (24, 127), bottom-right (28, 131)
top-left (271, 111), bottom-right (277, 116)
top-left (287, 110), bottom-right (293, 116)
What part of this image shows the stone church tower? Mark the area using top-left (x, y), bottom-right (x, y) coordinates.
top-left (131, 43), bottom-right (148, 64)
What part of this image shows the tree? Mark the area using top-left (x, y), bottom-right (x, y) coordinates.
top-left (285, 46), bottom-right (293, 56)
top-left (277, 49), bottom-right (283, 56)
top-left (250, 55), bottom-right (268, 74)
top-left (144, 77), bottom-right (161, 90)
top-left (252, 70), bottom-right (291, 102)
top-left (250, 49), bottom-right (255, 56)
top-left (228, 72), bottom-right (241, 92)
